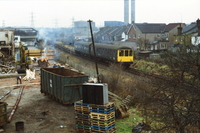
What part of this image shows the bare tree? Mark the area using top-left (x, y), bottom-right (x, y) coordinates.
top-left (135, 50), bottom-right (200, 133)
top-left (137, 38), bottom-right (150, 51)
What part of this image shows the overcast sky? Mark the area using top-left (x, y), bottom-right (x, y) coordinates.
top-left (0, 0), bottom-right (199, 28)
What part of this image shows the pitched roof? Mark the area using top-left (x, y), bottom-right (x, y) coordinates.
top-left (182, 22), bottom-right (197, 35)
top-left (164, 23), bottom-right (182, 32)
top-left (135, 23), bottom-right (166, 33)
top-left (95, 25), bottom-right (131, 37)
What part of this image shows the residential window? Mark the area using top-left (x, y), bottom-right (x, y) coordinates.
top-left (162, 34), bottom-right (166, 37)
top-left (134, 34), bottom-right (136, 38)
top-left (157, 34), bottom-right (161, 38)
top-left (160, 43), bottom-right (166, 49)
top-left (138, 34), bottom-right (140, 38)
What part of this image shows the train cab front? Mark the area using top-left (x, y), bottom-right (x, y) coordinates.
top-left (117, 48), bottom-right (134, 68)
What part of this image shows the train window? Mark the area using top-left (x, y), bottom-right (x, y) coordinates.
top-left (129, 50), bottom-right (133, 56)
top-left (125, 50), bottom-right (128, 56)
top-left (119, 50), bottom-right (124, 56)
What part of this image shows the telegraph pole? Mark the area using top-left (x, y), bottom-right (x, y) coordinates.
top-left (2, 20), bottom-right (5, 28)
top-left (87, 19), bottom-right (100, 83)
top-left (54, 19), bottom-right (58, 28)
top-left (30, 12), bottom-right (35, 27)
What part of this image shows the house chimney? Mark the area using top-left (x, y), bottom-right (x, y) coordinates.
top-left (177, 24), bottom-right (182, 36)
top-left (196, 18), bottom-right (200, 36)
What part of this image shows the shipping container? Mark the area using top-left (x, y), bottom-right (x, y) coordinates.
top-left (40, 67), bottom-right (89, 104)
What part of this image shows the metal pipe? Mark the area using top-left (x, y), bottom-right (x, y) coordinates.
top-left (0, 91), bottom-right (11, 100)
top-left (87, 19), bottom-right (100, 83)
top-left (7, 86), bottom-right (24, 123)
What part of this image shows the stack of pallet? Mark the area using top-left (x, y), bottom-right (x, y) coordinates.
top-left (74, 100), bottom-right (116, 133)
top-left (74, 101), bottom-right (91, 132)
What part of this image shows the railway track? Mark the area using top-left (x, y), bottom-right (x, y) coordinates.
top-left (54, 43), bottom-right (197, 90)
top-left (54, 43), bottom-right (165, 81)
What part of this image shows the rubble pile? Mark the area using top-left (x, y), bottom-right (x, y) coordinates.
top-left (0, 51), bottom-right (16, 74)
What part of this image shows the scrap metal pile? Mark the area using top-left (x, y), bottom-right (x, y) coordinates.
top-left (37, 57), bottom-right (49, 68)
top-left (0, 51), bottom-right (16, 74)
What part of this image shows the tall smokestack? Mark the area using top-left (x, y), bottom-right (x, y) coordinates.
top-left (124, 0), bottom-right (129, 24)
top-left (131, 0), bottom-right (135, 23)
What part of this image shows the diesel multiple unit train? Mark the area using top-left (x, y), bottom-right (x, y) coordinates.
top-left (74, 41), bottom-right (135, 67)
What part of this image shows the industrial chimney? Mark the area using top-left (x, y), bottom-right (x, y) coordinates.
top-left (131, 0), bottom-right (135, 24)
top-left (124, 0), bottom-right (135, 24)
top-left (124, 0), bottom-right (129, 24)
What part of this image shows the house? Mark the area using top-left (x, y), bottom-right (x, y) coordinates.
top-left (0, 30), bottom-right (15, 57)
top-left (94, 24), bottom-right (137, 43)
top-left (135, 22), bottom-right (186, 51)
top-left (0, 27), bottom-right (38, 46)
top-left (174, 19), bottom-right (200, 46)
top-left (95, 21), bottom-right (186, 52)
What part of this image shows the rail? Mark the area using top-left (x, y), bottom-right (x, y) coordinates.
top-left (7, 86), bottom-right (24, 123)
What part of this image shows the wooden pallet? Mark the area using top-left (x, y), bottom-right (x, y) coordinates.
top-left (91, 119), bottom-right (115, 127)
top-left (74, 105), bottom-right (90, 114)
top-left (76, 124), bottom-right (91, 131)
top-left (91, 124), bottom-right (116, 131)
top-left (76, 128), bottom-right (92, 133)
top-left (74, 100), bottom-right (90, 107)
top-left (75, 113), bottom-right (90, 119)
top-left (90, 102), bottom-right (115, 108)
top-left (76, 117), bottom-right (91, 125)
top-left (92, 126), bottom-right (116, 133)
top-left (90, 111), bottom-right (115, 121)
top-left (90, 107), bottom-right (115, 114)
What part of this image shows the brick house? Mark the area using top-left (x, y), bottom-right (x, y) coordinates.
top-left (94, 22), bottom-right (186, 52)
top-left (134, 22), bottom-right (186, 51)
top-left (94, 24), bottom-right (137, 43)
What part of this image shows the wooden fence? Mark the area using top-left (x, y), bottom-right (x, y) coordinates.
top-left (25, 50), bottom-right (55, 60)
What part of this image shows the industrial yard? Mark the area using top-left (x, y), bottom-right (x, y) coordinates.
top-left (0, 61), bottom-right (77, 133)
top-left (0, 2), bottom-right (199, 131)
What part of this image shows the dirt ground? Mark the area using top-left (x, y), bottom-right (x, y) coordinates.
top-left (0, 62), bottom-right (77, 133)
